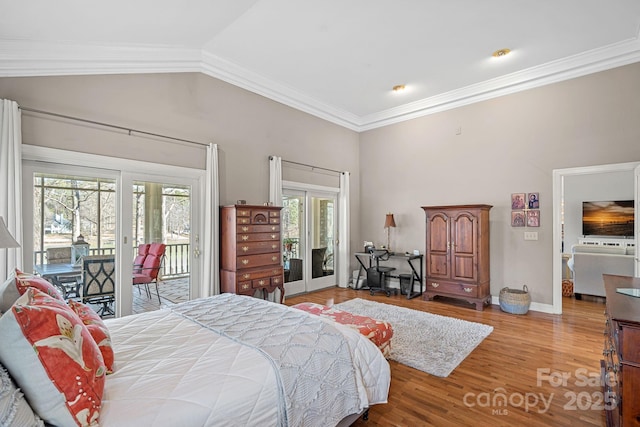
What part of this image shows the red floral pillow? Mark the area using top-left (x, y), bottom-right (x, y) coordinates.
top-left (0, 288), bottom-right (106, 427)
top-left (68, 300), bottom-right (115, 374)
top-left (0, 269), bottom-right (63, 313)
top-left (15, 268), bottom-right (63, 299)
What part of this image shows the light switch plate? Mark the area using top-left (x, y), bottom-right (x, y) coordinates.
top-left (524, 231), bottom-right (538, 241)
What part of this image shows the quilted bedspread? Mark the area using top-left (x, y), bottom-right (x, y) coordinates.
top-left (100, 294), bottom-right (390, 427)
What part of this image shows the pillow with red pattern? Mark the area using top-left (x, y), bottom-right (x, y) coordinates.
top-left (0, 268), bottom-right (63, 312)
top-left (68, 300), bottom-right (115, 374)
top-left (0, 288), bottom-right (106, 427)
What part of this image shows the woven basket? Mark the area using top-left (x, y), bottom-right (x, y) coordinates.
top-left (499, 285), bottom-right (531, 315)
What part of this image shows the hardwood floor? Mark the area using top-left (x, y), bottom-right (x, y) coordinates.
top-left (285, 288), bottom-right (608, 427)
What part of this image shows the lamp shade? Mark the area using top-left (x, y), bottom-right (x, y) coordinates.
top-left (384, 213), bottom-right (396, 228)
top-left (0, 217), bottom-right (19, 249)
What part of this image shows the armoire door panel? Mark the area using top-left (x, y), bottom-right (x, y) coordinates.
top-left (427, 214), bottom-right (449, 253)
top-left (428, 253), bottom-right (449, 277)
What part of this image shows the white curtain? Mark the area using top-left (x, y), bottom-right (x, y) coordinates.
top-left (202, 143), bottom-right (220, 296)
top-left (0, 99), bottom-right (23, 279)
top-left (269, 155), bottom-right (283, 206)
top-left (268, 155), bottom-right (284, 302)
top-left (337, 172), bottom-right (350, 288)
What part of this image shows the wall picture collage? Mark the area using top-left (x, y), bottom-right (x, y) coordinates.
top-left (511, 192), bottom-right (539, 227)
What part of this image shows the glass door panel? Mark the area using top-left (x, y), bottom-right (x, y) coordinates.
top-left (32, 172), bottom-right (118, 316)
top-left (282, 192), bottom-right (305, 296)
top-left (307, 193), bottom-right (336, 291)
top-left (131, 180), bottom-right (191, 313)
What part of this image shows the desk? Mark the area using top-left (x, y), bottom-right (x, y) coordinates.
top-left (353, 252), bottom-right (424, 299)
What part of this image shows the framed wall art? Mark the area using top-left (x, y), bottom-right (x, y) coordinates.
top-left (511, 193), bottom-right (525, 210)
top-left (511, 211), bottom-right (525, 227)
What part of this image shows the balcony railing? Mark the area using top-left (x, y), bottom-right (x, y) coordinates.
top-left (34, 243), bottom-right (190, 278)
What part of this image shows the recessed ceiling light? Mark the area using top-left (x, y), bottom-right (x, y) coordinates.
top-left (392, 84), bottom-right (406, 93)
top-left (492, 48), bottom-right (511, 58)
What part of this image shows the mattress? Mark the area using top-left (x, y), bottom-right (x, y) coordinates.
top-left (100, 294), bottom-right (390, 426)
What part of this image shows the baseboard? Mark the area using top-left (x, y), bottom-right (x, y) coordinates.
top-left (490, 295), bottom-right (556, 314)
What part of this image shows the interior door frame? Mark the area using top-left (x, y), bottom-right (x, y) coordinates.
top-left (22, 145), bottom-right (204, 317)
top-left (552, 161), bottom-right (640, 315)
top-left (283, 180), bottom-right (339, 294)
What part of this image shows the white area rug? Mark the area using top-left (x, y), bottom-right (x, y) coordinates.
top-left (334, 298), bottom-right (493, 377)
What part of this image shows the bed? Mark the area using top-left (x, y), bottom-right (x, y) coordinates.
top-left (0, 281), bottom-right (390, 427)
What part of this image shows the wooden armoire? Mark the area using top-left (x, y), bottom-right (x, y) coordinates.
top-left (220, 204), bottom-right (285, 303)
top-left (421, 204), bottom-right (492, 310)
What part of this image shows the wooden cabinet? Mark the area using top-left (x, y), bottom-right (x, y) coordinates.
top-left (220, 205), bottom-right (284, 303)
top-left (602, 274), bottom-right (640, 427)
top-left (421, 204), bottom-right (492, 310)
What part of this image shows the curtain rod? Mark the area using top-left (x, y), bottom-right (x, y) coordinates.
top-left (19, 106), bottom-right (210, 147)
top-left (277, 158), bottom-right (343, 175)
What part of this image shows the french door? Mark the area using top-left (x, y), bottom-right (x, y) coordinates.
top-left (282, 184), bottom-right (337, 295)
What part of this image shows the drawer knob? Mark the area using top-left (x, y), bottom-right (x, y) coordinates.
top-left (242, 226), bottom-right (249, 232)
top-left (242, 246), bottom-right (249, 252)
top-left (258, 279), bottom-right (265, 285)
top-left (241, 219), bottom-right (249, 224)
top-left (463, 287), bottom-right (473, 293)
top-left (272, 244), bottom-right (278, 249)
top-left (273, 270), bottom-right (279, 274)
top-left (273, 278), bottom-right (281, 284)
top-left (431, 282), bottom-right (439, 288)
top-left (241, 235), bottom-right (249, 241)
top-left (241, 283), bottom-right (250, 290)
top-left (271, 226), bottom-right (276, 231)
top-left (271, 256), bottom-right (277, 262)
top-left (242, 259), bottom-right (249, 265)
top-left (271, 234), bottom-right (277, 239)
top-left (239, 210), bottom-right (249, 216)
top-left (243, 274), bottom-right (251, 279)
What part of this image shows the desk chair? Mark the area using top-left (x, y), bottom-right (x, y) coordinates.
top-left (367, 249), bottom-right (397, 297)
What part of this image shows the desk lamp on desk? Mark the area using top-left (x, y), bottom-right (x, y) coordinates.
top-left (384, 213), bottom-right (396, 252)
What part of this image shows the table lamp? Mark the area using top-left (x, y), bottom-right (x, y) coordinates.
top-left (0, 217), bottom-right (19, 249)
top-left (384, 213), bottom-right (396, 251)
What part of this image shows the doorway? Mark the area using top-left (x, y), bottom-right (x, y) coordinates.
top-left (552, 161), bottom-right (640, 314)
top-left (282, 185), bottom-right (337, 295)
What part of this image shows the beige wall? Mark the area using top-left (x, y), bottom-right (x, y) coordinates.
top-left (0, 72), bottom-right (361, 266)
top-left (359, 62), bottom-right (640, 305)
top-left (2, 62), bottom-right (640, 306)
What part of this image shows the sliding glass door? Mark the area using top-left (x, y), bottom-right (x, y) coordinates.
top-left (23, 149), bottom-right (202, 318)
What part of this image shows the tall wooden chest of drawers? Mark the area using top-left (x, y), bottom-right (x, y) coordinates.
top-left (602, 274), bottom-right (640, 427)
top-left (220, 204), bottom-right (284, 303)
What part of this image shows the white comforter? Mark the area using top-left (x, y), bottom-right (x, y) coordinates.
top-left (100, 295), bottom-right (390, 426)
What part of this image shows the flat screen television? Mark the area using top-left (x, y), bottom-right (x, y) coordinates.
top-left (582, 200), bottom-right (635, 237)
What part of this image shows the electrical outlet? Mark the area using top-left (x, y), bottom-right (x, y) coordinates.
top-left (524, 231), bottom-right (538, 241)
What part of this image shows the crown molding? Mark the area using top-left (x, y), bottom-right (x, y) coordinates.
top-left (0, 40), bottom-right (201, 77)
top-left (200, 51), bottom-right (362, 131)
top-left (357, 36), bottom-right (640, 131)
top-left (1, 37), bottom-right (639, 132)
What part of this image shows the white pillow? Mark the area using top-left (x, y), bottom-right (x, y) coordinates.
top-left (0, 363), bottom-right (44, 427)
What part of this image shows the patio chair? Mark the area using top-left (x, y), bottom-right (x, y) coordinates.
top-left (46, 247), bottom-right (82, 299)
top-left (82, 255), bottom-right (115, 317)
top-left (132, 243), bottom-right (166, 304)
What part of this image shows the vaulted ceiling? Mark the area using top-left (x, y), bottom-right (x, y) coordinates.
top-left (2, 0), bottom-right (640, 131)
